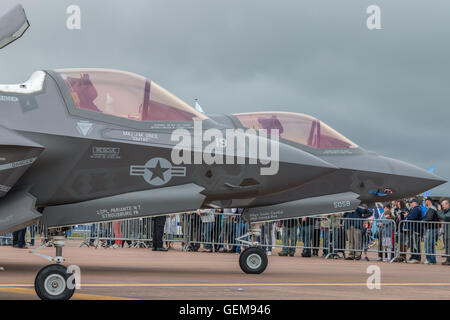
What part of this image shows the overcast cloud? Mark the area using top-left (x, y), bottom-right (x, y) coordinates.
top-left (1, 0), bottom-right (449, 194)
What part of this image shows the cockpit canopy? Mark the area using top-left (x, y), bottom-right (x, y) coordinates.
top-left (235, 112), bottom-right (358, 149)
top-left (55, 69), bottom-right (207, 122)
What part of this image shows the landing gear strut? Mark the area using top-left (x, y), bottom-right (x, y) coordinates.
top-left (236, 223), bottom-right (268, 274)
top-left (31, 228), bottom-right (75, 300)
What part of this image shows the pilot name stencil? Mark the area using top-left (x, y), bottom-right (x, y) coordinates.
top-left (96, 205), bottom-right (141, 220)
top-left (249, 210), bottom-right (284, 221)
top-left (122, 131), bottom-right (158, 142)
top-left (130, 157), bottom-right (186, 186)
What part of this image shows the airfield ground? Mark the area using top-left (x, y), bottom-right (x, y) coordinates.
top-left (0, 241), bottom-right (449, 300)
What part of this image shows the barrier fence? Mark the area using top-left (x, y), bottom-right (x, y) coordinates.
top-left (395, 220), bottom-right (449, 263)
top-left (1, 214), bottom-right (449, 264)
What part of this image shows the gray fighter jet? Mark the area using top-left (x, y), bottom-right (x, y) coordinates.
top-left (0, 4), bottom-right (446, 300)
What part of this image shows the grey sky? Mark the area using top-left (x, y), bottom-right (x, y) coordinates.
top-left (1, 0), bottom-right (449, 194)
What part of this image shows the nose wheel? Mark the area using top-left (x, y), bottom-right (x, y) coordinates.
top-left (239, 247), bottom-right (268, 274)
top-left (35, 264), bottom-right (75, 300)
top-left (31, 228), bottom-right (76, 300)
top-left (236, 222), bottom-right (269, 274)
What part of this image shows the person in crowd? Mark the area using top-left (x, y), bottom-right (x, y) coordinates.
top-left (164, 214), bottom-right (178, 250)
top-left (362, 220), bottom-right (372, 261)
top-left (262, 221), bottom-right (274, 256)
top-left (377, 204), bottom-right (391, 261)
top-left (393, 200), bottom-right (408, 226)
top-left (12, 231), bottom-right (17, 247)
top-left (1, 233), bottom-right (12, 246)
top-left (93, 222), bottom-right (109, 248)
top-left (152, 215), bottom-right (168, 251)
top-left (423, 197), bottom-right (439, 264)
top-left (437, 199), bottom-right (450, 265)
top-left (220, 208), bottom-right (236, 253)
top-left (233, 208), bottom-right (248, 254)
top-left (321, 217), bottom-right (330, 257)
top-left (420, 198), bottom-right (427, 218)
top-left (186, 211), bottom-right (201, 252)
top-left (112, 220), bottom-right (123, 248)
top-left (297, 219), bottom-right (303, 246)
top-left (327, 213), bottom-right (342, 259)
top-left (228, 214), bottom-right (239, 253)
top-left (180, 214), bottom-right (185, 249)
top-left (271, 220), bottom-right (277, 252)
top-left (120, 220), bottom-right (129, 248)
top-left (344, 205), bottom-right (371, 260)
top-left (105, 222), bottom-right (115, 248)
top-left (13, 228), bottom-right (27, 249)
top-left (142, 218), bottom-right (151, 244)
top-left (312, 217), bottom-right (321, 256)
top-left (66, 225), bottom-right (72, 239)
top-left (301, 217), bottom-right (313, 257)
top-left (213, 209), bottom-right (223, 252)
top-left (392, 200), bottom-right (408, 262)
top-left (406, 198), bottom-right (423, 263)
top-left (28, 224), bottom-right (36, 246)
top-left (380, 206), bottom-right (395, 262)
top-left (333, 213), bottom-right (347, 259)
top-left (126, 219), bottom-right (139, 248)
top-left (199, 209), bottom-right (216, 252)
top-left (89, 223), bottom-right (96, 246)
top-left (279, 218), bottom-right (298, 257)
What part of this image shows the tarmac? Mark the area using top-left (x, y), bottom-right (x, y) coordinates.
top-left (0, 241), bottom-right (449, 300)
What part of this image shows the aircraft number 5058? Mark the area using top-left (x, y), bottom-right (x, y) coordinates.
top-left (333, 200), bottom-right (351, 209)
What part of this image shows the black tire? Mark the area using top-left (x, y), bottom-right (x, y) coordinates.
top-left (239, 247), bottom-right (268, 274)
top-left (34, 264), bottom-right (75, 300)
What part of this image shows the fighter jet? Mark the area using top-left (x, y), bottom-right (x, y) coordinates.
top-left (0, 4), bottom-right (446, 300)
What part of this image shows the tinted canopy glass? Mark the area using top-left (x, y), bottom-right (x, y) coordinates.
top-left (235, 112), bottom-right (358, 149)
top-left (56, 68), bottom-right (207, 121)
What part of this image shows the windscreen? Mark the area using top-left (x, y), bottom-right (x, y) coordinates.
top-left (56, 68), bottom-right (207, 121)
top-left (235, 112), bottom-right (358, 149)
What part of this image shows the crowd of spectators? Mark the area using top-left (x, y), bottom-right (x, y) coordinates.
top-left (1, 197), bottom-right (449, 266)
top-left (178, 197), bottom-right (450, 266)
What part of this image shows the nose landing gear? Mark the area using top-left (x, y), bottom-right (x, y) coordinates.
top-left (31, 228), bottom-right (75, 300)
top-left (236, 223), bottom-right (268, 274)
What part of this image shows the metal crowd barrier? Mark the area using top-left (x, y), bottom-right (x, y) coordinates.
top-left (182, 212), bottom-right (249, 252)
top-left (73, 216), bottom-right (184, 249)
top-left (394, 220), bottom-right (449, 263)
top-left (182, 214), bottom-right (330, 255)
top-left (77, 219), bottom-right (154, 248)
top-left (0, 224), bottom-right (43, 246)
top-left (1, 214), bottom-right (449, 265)
top-left (330, 217), bottom-right (396, 261)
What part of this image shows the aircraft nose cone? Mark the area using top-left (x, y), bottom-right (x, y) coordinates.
top-left (387, 157), bottom-right (447, 193)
